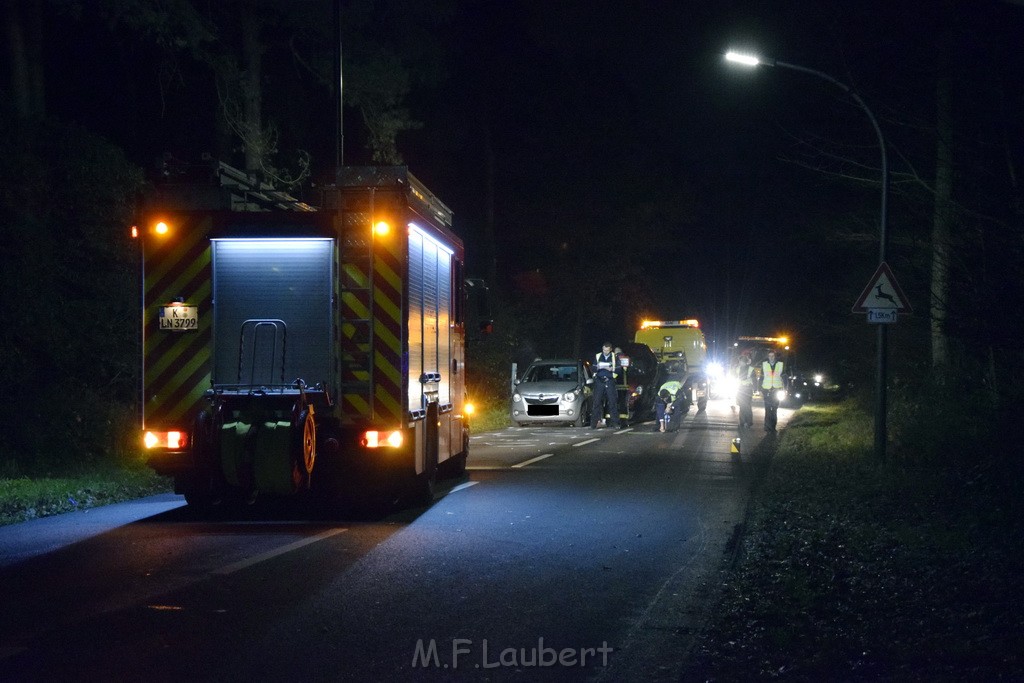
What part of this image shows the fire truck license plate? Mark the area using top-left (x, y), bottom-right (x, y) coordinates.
top-left (159, 305), bottom-right (198, 331)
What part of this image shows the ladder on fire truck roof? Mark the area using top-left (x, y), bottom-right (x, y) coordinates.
top-left (216, 161), bottom-right (317, 212)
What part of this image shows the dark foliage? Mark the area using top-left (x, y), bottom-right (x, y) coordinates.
top-left (683, 404), bottom-right (1024, 681)
top-left (0, 110), bottom-right (145, 468)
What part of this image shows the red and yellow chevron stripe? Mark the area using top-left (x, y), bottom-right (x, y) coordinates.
top-left (372, 232), bottom-right (404, 424)
top-left (142, 214), bottom-right (212, 430)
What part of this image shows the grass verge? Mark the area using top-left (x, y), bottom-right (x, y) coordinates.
top-left (0, 463), bottom-right (171, 527)
top-left (471, 404), bottom-right (511, 433)
top-left (683, 400), bottom-right (1024, 681)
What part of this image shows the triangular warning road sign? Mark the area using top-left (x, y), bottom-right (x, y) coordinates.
top-left (852, 262), bottom-right (912, 313)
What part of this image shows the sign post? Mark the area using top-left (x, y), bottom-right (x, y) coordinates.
top-left (852, 262), bottom-right (911, 460)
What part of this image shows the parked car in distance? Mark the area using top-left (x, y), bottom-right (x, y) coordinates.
top-left (510, 358), bottom-right (593, 427)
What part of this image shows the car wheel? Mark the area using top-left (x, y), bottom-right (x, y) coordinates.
top-left (573, 407), bottom-right (587, 427)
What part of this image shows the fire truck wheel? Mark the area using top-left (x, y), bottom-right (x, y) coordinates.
top-left (292, 409), bottom-right (316, 488)
top-left (184, 408), bottom-right (224, 509)
top-left (183, 484), bottom-right (219, 510)
top-left (411, 448), bottom-right (438, 504)
top-left (443, 434), bottom-right (469, 478)
top-left (411, 467), bottom-right (436, 506)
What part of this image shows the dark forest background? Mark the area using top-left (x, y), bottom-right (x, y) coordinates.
top-left (1, 0), bottom-right (1022, 468)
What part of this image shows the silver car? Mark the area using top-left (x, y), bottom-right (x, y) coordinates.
top-left (510, 358), bottom-right (593, 427)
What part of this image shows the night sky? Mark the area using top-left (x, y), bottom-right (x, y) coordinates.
top-left (33, 0), bottom-right (1024, 369)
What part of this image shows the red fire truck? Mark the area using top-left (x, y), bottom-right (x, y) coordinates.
top-left (139, 162), bottom-right (476, 508)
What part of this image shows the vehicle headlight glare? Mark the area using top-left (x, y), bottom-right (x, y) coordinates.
top-left (563, 391), bottom-right (575, 401)
top-left (512, 393), bottom-right (522, 402)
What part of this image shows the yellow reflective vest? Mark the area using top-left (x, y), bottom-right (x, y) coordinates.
top-left (761, 360), bottom-right (784, 389)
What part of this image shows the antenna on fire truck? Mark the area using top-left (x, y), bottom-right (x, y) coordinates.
top-left (334, 0), bottom-right (344, 172)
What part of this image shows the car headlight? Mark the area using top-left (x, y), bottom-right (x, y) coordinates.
top-left (775, 390), bottom-right (787, 401)
top-left (563, 391), bottom-right (577, 401)
top-left (707, 362), bottom-right (724, 379)
top-left (512, 393), bottom-right (522, 402)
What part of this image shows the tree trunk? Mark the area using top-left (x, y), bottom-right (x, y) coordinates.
top-left (4, 0), bottom-right (44, 119)
top-left (240, 5), bottom-right (263, 175)
top-left (930, 5), bottom-right (954, 372)
top-left (483, 124), bottom-right (498, 289)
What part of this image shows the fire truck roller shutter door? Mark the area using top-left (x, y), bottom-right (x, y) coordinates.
top-left (211, 239), bottom-right (334, 388)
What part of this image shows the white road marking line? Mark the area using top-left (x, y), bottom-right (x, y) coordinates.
top-left (448, 481), bottom-right (479, 493)
top-left (212, 528), bottom-right (347, 576)
top-left (512, 453), bottom-right (555, 468)
top-left (465, 465), bottom-right (508, 471)
top-left (573, 438), bottom-right (600, 447)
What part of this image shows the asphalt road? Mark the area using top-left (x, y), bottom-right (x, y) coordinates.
top-left (0, 398), bottom-right (790, 682)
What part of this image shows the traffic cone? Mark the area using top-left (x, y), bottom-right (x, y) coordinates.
top-left (731, 437), bottom-right (741, 455)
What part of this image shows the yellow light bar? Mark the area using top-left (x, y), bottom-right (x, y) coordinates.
top-left (143, 430), bottom-right (188, 450)
top-left (362, 430), bottom-right (404, 448)
top-left (640, 319), bottom-right (700, 329)
top-left (738, 335), bottom-right (791, 345)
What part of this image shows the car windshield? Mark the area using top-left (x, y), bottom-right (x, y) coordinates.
top-left (523, 364), bottom-right (579, 383)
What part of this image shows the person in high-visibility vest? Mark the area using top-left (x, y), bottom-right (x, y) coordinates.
top-left (590, 342), bottom-right (621, 429)
top-left (761, 350), bottom-right (784, 432)
top-left (735, 354), bottom-right (755, 428)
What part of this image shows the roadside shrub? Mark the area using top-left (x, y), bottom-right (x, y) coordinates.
top-left (888, 366), bottom-right (998, 465)
top-left (0, 113), bottom-right (144, 473)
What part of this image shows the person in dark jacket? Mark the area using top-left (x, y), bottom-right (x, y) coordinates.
top-left (590, 342), bottom-right (621, 429)
top-left (735, 354), bottom-right (755, 428)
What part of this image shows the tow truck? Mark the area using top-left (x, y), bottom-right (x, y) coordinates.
top-left (634, 319), bottom-right (711, 414)
top-left (725, 335), bottom-right (795, 405)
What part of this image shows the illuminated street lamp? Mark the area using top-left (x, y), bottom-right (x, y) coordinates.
top-left (725, 50), bottom-right (891, 459)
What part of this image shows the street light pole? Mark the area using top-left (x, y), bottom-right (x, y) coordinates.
top-left (725, 51), bottom-right (890, 459)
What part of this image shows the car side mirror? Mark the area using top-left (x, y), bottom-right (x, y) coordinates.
top-left (585, 378), bottom-right (594, 386)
